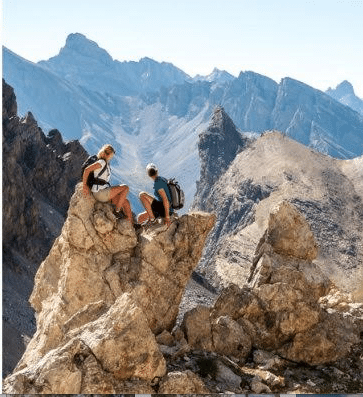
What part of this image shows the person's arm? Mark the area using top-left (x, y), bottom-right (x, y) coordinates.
top-left (82, 161), bottom-right (102, 197)
top-left (158, 188), bottom-right (171, 226)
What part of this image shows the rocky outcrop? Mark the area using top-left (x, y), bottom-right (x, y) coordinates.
top-left (193, 127), bottom-right (363, 295)
top-left (193, 105), bottom-right (249, 210)
top-left (4, 191), bottom-right (363, 394)
top-left (3, 184), bottom-right (215, 393)
top-left (2, 79), bottom-right (88, 376)
top-left (2, 78), bottom-right (88, 261)
top-left (182, 201), bottom-right (363, 366)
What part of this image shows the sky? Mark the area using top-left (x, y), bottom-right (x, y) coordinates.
top-left (2, 0), bottom-right (363, 97)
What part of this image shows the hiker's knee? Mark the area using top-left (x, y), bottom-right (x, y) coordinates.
top-left (137, 211), bottom-right (148, 223)
top-left (139, 191), bottom-right (147, 200)
top-left (117, 184), bottom-right (129, 195)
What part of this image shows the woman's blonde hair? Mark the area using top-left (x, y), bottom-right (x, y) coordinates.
top-left (97, 144), bottom-right (115, 159)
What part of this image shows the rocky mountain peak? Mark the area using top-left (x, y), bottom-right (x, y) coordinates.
top-left (59, 33), bottom-right (113, 65)
top-left (194, 68), bottom-right (234, 84)
top-left (334, 80), bottom-right (355, 96)
top-left (193, 105), bottom-right (249, 210)
top-left (22, 111), bottom-right (38, 126)
top-left (140, 56), bottom-right (157, 65)
top-left (326, 80), bottom-right (363, 116)
top-left (210, 105), bottom-right (235, 131)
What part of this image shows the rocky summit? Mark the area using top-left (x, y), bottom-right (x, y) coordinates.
top-left (3, 184), bottom-right (215, 393)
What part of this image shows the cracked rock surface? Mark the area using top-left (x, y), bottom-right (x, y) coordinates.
top-left (3, 184), bottom-right (215, 394)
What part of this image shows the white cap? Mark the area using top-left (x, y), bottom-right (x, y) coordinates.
top-left (146, 163), bottom-right (158, 172)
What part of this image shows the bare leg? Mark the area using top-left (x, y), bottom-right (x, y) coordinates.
top-left (110, 185), bottom-right (133, 223)
top-left (139, 192), bottom-right (155, 220)
top-left (121, 198), bottom-right (133, 223)
top-left (110, 185), bottom-right (129, 211)
top-left (137, 211), bottom-right (149, 224)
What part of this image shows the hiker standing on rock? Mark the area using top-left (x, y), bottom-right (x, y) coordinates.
top-left (137, 163), bottom-right (173, 228)
top-left (82, 144), bottom-right (133, 224)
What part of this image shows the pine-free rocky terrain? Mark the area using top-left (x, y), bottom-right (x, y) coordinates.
top-left (2, 79), bottom-right (88, 376)
top-left (2, 81), bottom-right (363, 394)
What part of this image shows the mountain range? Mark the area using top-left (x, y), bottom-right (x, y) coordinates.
top-left (3, 33), bottom-right (363, 213)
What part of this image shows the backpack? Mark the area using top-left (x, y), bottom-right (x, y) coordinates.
top-left (81, 155), bottom-right (108, 188)
top-left (166, 178), bottom-right (185, 210)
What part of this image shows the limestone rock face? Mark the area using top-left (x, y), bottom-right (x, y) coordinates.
top-left (4, 294), bottom-right (165, 394)
top-left (264, 201), bottom-right (318, 260)
top-left (3, 80), bottom-right (88, 253)
top-left (211, 315), bottom-right (252, 360)
top-left (3, 184), bottom-right (215, 393)
top-left (182, 201), bottom-right (362, 366)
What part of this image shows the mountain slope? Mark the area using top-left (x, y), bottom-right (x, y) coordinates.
top-left (193, 120), bottom-right (363, 296)
top-left (273, 78), bottom-right (363, 158)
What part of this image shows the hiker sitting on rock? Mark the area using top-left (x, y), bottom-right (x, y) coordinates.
top-left (137, 163), bottom-right (173, 228)
top-left (82, 144), bottom-right (133, 224)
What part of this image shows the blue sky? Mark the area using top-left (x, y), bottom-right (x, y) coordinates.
top-left (2, 0), bottom-right (363, 97)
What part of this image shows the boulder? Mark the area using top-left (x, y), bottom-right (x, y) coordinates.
top-left (253, 349), bottom-right (287, 370)
top-left (3, 294), bottom-right (166, 394)
top-left (158, 370), bottom-right (210, 393)
top-left (182, 305), bottom-right (213, 351)
top-left (156, 330), bottom-right (175, 347)
top-left (250, 375), bottom-right (272, 394)
top-left (215, 360), bottom-right (242, 390)
top-left (182, 201), bottom-right (361, 366)
top-left (264, 201), bottom-right (318, 260)
top-left (211, 316), bottom-right (252, 361)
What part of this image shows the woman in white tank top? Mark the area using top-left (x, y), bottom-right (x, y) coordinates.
top-left (82, 144), bottom-right (133, 224)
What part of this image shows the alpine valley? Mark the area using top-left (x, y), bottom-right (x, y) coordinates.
top-left (2, 33), bottom-right (363, 393)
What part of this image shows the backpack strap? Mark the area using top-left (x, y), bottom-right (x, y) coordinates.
top-left (97, 159), bottom-right (108, 179)
top-left (93, 159), bottom-right (110, 187)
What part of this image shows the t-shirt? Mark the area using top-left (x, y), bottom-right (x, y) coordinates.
top-left (91, 159), bottom-right (111, 193)
top-left (153, 176), bottom-right (172, 204)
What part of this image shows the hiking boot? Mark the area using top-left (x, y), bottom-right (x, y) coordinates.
top-left (113, 209), bottom-right (125, 220)
top-left (141, 218), bottom-right (157, 231)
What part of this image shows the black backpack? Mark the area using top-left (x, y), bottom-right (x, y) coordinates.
top-left (81, 155), bottom-right (108, 188)
top-left (166, 178), bottom-right (185, 210)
